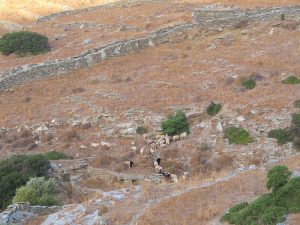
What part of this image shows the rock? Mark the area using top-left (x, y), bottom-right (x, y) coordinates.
top-left (101, 142), bottom-right (111, 148)
top-left (170, 174), bottom-right (178, 183)
top-left (41, 204), bottom-right (106, 225)
top-left (82, 38), bottom-right (92, 45)
top-left (216, 121), bottom-right (223, 132)
top-left (250, 110), bottom-right (257, 115)
top-left (180, 132), bottom-right (187, 139)
top-left (236, 116), bottom-right (245, 122)
top-left (249, 164), bottom-right (256, 170)
top-left (207, 44), bottom-right (216, 50)
top-left (91, 143), bottom-right (99, 148)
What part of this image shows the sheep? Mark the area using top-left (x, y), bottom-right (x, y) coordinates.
top-left (139, 147), bottom-right (144, 155)
top-left (162, 172), bottom-right (171, 178)
top-left (182, 172), bottom-right (189, 181)
top-left (150, 148), bottom-right (155, 155)
top-left (130, 146), bottom-right (137, 153)
top-left (172, 135), bottom-right (180, 141)
top-left (155, 158), bottom-right (161, 166)
top-left (155, 165), bottom-right (163, 174)
top-left (165, 135), bottom-right (170, 145)
top-left (124, 161), bottom-right (131, 169)
top-left (124, 161), bottom-right (134, 169)
top-left (180, 132), bottom-right (187, 139)
top-left (129, 161), bottom-right (134, 168)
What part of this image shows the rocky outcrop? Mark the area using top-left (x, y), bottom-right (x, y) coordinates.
top-left (0, 203), bottom-right (60, 224)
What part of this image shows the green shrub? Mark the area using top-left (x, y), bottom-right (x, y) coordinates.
top-left (294, 100), bottom-right (300, 109)
top-left (267, 165), bottom-right (292, 192)
top-left (44, 151), bottom-right (72, 160)
top-left (268, 128), bottom-right (294, 145)
top-left (0, 31), bottom-right (50, 56)
top-left (242, 78), bottom-right (256, 89)
top-left (225, 127), bottom-right (253, 145)
top-left (0, 154), bottom-right (50, 209)
top-left (221, 166), bottom-right (300, 225)
top-left (136, 126), bottom-right (148, 135)
top-left (206, 102), bottom-right (222, 116)
top-left (13, 177), bottom-right (60, 206)
top-left (292, 113), bottom-right (300, 126)
top-left (282, 76), bottom-right (300, 84)
top-left (161, 111), bottom-right (190, 136)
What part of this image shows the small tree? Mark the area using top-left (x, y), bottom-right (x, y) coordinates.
top-left (242, 79), bottom-right (256, 89)
top-left (0, 154), bottom-right (50, 209)
top-left (225, 127), bottom-right (253, 145)
top-left (13, 177), bottom-right (60, 206)
top-left (206, 102), bottom-right (222, 116)
top-left (161, 111), bottom-right (189, 136)
top-left (0, 31), bottom-right (50, 56)
top-left (267, 165), bottom-right (292, 192)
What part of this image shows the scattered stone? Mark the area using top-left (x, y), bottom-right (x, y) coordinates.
top-left (216, 121), bottom-right (223, 132)
top-left (82, 38), bottom-right (92, 45)
top-left (170, 174), bottom-right (179, 183)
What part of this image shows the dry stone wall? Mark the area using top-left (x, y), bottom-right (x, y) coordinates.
top-left (36, 0), bottom-right (165, 24)
top-left (0, 22), bottom-right (199, 92)
top-left (193, 5), bottom-right (300, 27)
top-left (1, 5), bottom-right (300, 92)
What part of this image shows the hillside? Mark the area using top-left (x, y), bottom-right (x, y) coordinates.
top-left (0, 0), bottom-right (300, 225)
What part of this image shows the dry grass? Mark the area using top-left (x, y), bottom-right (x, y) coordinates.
top-left (136, 155), bottom-right (300, 225)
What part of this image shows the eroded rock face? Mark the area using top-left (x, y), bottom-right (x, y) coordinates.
top-left (0, 203), bottom-right (59, 225)
top-left (41, 204), bottom-right (108, 225)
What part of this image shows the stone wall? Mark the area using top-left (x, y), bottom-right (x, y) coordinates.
top-left (36, 0), bottom-right (165, 23)
top-left (0, 203), bottom-right (60, 224)
top-left (0, 22), bottom-right (199, 92)
top-left (1, 5), bottom-right (300, 92)
top-left (193, 5), bottom-right (300, 27)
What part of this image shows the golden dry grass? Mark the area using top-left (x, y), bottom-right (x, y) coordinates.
top-left (0, 0), bottom-right (299, 24)
top-left (136, 155), bottom-right (300, 225)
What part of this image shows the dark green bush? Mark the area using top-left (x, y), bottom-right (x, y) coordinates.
top-left (0, 31), bottom-right (50, 56)
top-left (292, 113), bottom-right (300, 127)
top-left (13, 177), bottom-right (60, 206)
top-left (242, 78), bottom-right (256, 89)
top-left (267, 165), bottom-right (292, 192)
top-left (225, 127), bottom-right (253, 145)
top-left (136, 126), bottom-right (148, 135)
top-left (221, 166), bottom-right (300, 225)
top-left (0, 154), bottom-right (50, 209)
top-left (206, 102), bottom-right (222, 116)
top-left (44, 151), bottom-right (72, 160)
top-left (294, 100), bottom-right (300, 109)
top-left (268, 128), bottom-right (294, 145)
top-left (161, 111), bottom-right (189, 136)
top-left (282, 76), bottom-right (300, 84)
